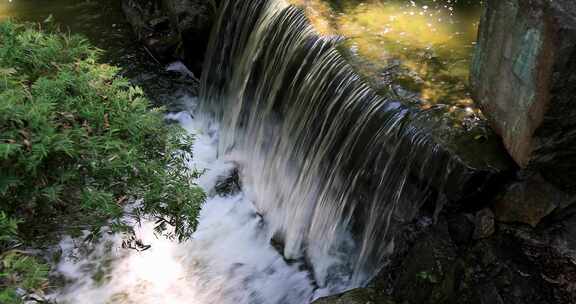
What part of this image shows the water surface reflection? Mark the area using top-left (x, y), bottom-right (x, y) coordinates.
top-left (292, 0), bottom-right (483, 113)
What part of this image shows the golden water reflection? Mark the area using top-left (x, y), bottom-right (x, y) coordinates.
top-left (291, 0), bottom-right (483, 116)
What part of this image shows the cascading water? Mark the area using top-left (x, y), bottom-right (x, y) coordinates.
top-left (49, 0), bottom-right (480, 302)
top-left (51, 99), bottom-right (319, 303)
top-left (201, 0), bottom-right (457, 289)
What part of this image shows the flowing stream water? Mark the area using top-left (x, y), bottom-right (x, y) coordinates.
top-left (1, 0), bottom-right (484, 303)
top-left (51, 96), bottom-right (322, 303)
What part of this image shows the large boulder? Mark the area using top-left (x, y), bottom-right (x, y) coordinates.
top-left (471, 0), bottom-right (576, 193)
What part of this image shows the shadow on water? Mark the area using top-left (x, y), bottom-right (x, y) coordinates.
top-left (0, 0), bottom-right (136, 63)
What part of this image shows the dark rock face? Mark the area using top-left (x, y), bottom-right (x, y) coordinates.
top-left (161, 0), bottom-right (217, 73)
top-left (316, 212), bottom-right (576, 303)
top-left (471, 0), bottom-right (576, 193)
top-left (121, 0), bottom-right (218, 75)
top-left (365, 217), bottom-right (576, 304)
top-left (313, 288), bottom-right (396, 304)
top-left (122, 0), bottom-right (179, 61)
top-left (392, 224), bottom-right (458, 304)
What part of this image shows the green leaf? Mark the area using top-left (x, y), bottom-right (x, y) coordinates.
top-left (0, 174), bottom-right (21, 195)
top-left (0, 143), bottom-right (21, 159)
top-left (0, 67), bottom-right (16, 76)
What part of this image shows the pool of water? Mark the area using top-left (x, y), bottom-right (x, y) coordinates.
top-left (291, 0), bottom-right (483, 111)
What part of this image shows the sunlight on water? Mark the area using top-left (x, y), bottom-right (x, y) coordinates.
top-left (54, 195), bottom-right (316, 304)
top-left (51, 102), bottom-right (319, 304)
top-left (0, 0), bottom-right (13, 19)
top-left (290, 0), bottom-right (482, 108)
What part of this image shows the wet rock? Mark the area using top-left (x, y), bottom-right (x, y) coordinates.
top-left (122, 0), bottom-right (218, 74)
top-left (461, 225), bottom-right (576, 304)
top-left (471, 0), bottom-right (576, 193)
top-left (19, 289), bottom-right (49, 304)
top-left (160, 0), bottom-right (217, 74)
top-left (214, 167), bottom-right (241, 196)
top-left (122, 0), bottom-right (180, 61)
top-left (447, 234), bottom-right (557, 304)
top-left (312, 288), bottom-right (396, 304)
top-left (541, 199), bottom-right (576, 252)
top-left (406, 105), bottom-right (516, 207)
top-left (493, 173), bottom-right (571, 227)
top-left (393, 224), bottom-right (458, 304)
top-left (473, 208), bottom-right (495, 239)
top-left (447, 213), bottom-right (474, 245)
top-left (370, 217), bottom-right (576, 304)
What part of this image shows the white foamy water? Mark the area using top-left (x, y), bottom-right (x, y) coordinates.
top-left (49, 99), bottom-right (319, 304)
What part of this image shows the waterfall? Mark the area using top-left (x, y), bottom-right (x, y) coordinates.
top-left (47, 1), bottom-right (502, 303)
top-left (200, 0), bottom-right (462, 289)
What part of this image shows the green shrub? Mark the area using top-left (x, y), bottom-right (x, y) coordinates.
top-left (0, 20), bottom-right (206, 299)
top-left (0, 20), bottom-right (205, 242)
top-left (0, 213), bottom-right (47, 304)
top-left (0, 251), bottom-right (50, 304)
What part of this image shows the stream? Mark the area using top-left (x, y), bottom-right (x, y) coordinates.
top-left (51, 93), bottom-right (323, 303)
top-left (0, 1), bottom-right (483, 303)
